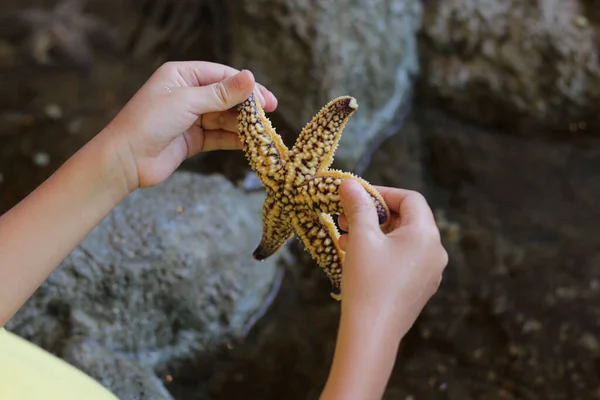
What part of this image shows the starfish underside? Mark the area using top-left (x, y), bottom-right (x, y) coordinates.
top-left (236, 92), bottom-right (390, 300)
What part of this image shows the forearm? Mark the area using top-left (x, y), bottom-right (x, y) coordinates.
top-left (321, 306), bottom-right (409, 400)
top-left (0, 132), bottom-right (129, 326)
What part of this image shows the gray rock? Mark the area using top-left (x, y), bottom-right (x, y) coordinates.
top-left (62, 339), bottom-right (174, 400)
top-left (7, 171), bottom-right (285, 399)
top-left (418, 0), bottom-right (600, 134)
top-left (226, 0), bottom-right (422, 169)
top-left (361, 114), bottom-right (426, 193)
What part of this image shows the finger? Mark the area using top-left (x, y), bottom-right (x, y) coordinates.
top-left (181, 63), bottom-right (274, 111)
top-left (257, 83), bottom-right (278, 112)
top-left (338, 234), bottom-right (348, 251)
top-left (373, 186), bottom-right (436, 228)
top-left (339, 179), bottom-right (382, 235)
top-left (169, 61), bottom-right (276, 110)
top-left (200, 109), bottom-right (239, 132)
top-left (340, 211), bottom-right (399, 235)
top-left (170, 60), bottom-right (241, 86)
top-left (254, 86), bottom-right (267, 109)
top-left (338, 214), bottom-right (348, 232)
top-left (201, 130), bottom-right (243, 152)
top-left (184, 125), bottom-right (242, 156)
top-left (182, 69), bottom-right (257, 115)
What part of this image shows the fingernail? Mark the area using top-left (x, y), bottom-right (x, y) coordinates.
top-left (346, 179), bottom-right (366, 199)
top-left (256, 89), bottom-right (266, 106)
top-left (232, 70), bottom-right (252, 90)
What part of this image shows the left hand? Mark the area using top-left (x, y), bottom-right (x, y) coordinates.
top-left (100, 61), bottom-right (278, 192)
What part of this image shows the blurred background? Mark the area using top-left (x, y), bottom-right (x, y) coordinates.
top-left (1, 0), bottom-right (599, 399)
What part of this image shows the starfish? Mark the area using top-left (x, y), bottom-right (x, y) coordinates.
top-left (236, 91), bottom-right (391, 300)
top-left (0, 0), bottom-right (118, 69)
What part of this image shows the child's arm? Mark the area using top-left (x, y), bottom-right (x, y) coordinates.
top-left (0, 62), bottom-right (277, 326)
top-left (0, 135), bottom-right (128, 326)
top-left (320, 181), bottom-right (448, 399)
top-left (0, 59), bottom-right (446, 400)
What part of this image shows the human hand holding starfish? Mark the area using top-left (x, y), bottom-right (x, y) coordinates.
top-left (0, 61), bottom-right (277, 327)
top-left (101, 61), bottom-right (277, 193)
top-left (321, 179), bottom-right (448, 400)
top-left (0, 57), bottom-right (447, 399)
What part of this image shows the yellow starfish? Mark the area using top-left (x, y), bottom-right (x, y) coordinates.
top-left (236, 91), bottom-right (390, 300)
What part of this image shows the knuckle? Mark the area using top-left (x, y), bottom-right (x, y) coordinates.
top-left (413, 223), bottom-right (442, 244)
top-left (348, 199), bottom-right (370, 215)
top-left (428, 273), bottom-right (443, 295)
top-left (159, 61), bottom-right (177, 74)
top-left (406, 189), bottom-right (428, 205)
top-left (427, 230), bottom-right (448, 268)
top-left (217, 112), bottom-right (225, 128)
top-left (427, 224), bottom-right (443, 241)
top-left (213, 82), bottom-right (230, 107)
top-left (412, 224), bottom-right (448, 270)
top-left (438, 247), bottom-right (449, 270)
top-left (201, 112), bottom-right (218, 129)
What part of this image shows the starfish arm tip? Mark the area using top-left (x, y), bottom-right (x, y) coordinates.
top-left (252, 250), bottom-right (267, 261)
top-left (348, 97), bottom-right (358, 110)
top-left (330, 288), bottom-right (342, 301)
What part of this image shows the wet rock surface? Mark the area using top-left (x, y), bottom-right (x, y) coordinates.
top-left (6, 172), bottom-right (286, 399)
top-left (225, 0), bottom-right (422, 169)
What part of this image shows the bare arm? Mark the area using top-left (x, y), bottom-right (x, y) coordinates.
top-left (0, 134), bottom-right (128, 326)
top-left (320, 181), bottom-right (448, 399)
top-left (320, 307), bottom-right (408, 400)
top-left (0, 62), bottom-right (277, 328)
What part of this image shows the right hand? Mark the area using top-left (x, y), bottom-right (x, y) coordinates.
top-left (337, 179), bottom-right (448, 336)
top-left (100, 61), bottom-right (278, 193)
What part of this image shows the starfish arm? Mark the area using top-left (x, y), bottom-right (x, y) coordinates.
top-left (237, 92), bottom-right (289, 192)
top-left (291, 210), bottom-right (346, 300)
top-left (252, 190), bottom-right (294, 260)
top-left (296, 170), bottom-right (391, 228)
top-left (288, 96), bottom-right (358, 177)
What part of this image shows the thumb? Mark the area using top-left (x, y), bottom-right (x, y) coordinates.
top-left (339, 179), bottom-right (381, 234)
top-left (184, 69), bottom-right (257, 115)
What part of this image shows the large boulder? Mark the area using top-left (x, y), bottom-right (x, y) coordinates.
top-left (225, 0), bottom-right (423, 169)
top-left (418, 0), bottom-right (600, 135)
top-left (6, 171), bottom-right (286, 399)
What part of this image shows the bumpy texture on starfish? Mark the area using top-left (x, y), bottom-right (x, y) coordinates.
top-left (236, 91), bottom-right (391, 300)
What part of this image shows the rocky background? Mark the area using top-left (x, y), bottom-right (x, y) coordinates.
top-left (0, 0), bottom-right (599, 399)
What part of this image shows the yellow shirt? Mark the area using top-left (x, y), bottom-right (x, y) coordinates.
top-left (0, 328), bottom-right (118, 400)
